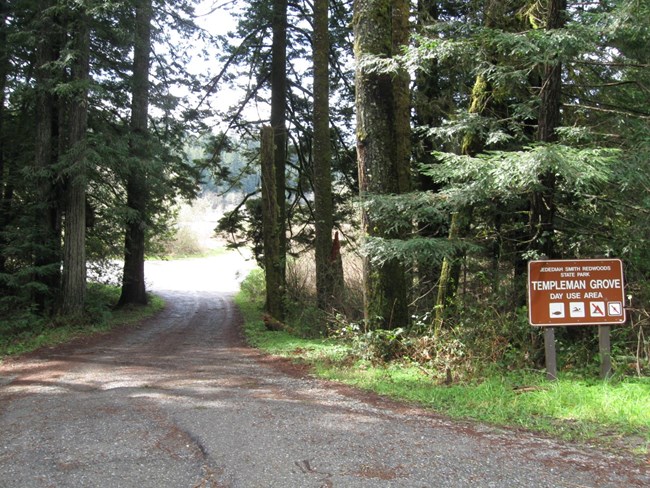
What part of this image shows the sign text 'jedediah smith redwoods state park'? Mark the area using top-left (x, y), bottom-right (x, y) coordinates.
top-left (528, 259), bottom-right (626, 326)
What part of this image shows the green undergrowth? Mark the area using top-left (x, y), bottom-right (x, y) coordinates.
top-left (0, 283), bottom-right (164, 360)
top-left (235, 281), bottom-right (650, 458)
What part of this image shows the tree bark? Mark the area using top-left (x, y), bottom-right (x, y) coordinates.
top-left (0, 0), bottom-right (9, 276)
top-left (354, 0), bottom-right (411, 329)
top-left (313, 0), bottom-right (341, 310)
top-left (61, 6), bottom-right (90, 316)
top-left (269, 0), bottom-right (288, 318)
top-left (119, 0), bottom-right (153, 307)
top-left (261, 126), bottom-right (284, 319)
top-left (434, 212), bottom-right (460, 333)
top-left (33, 0), bottom-right (62, 312)
top-left (391, 0), bottom-right (412, 194)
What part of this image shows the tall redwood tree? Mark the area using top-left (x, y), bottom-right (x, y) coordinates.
top-left (119, 0), bottom-right (153, 306)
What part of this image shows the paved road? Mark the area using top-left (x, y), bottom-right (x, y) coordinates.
top-left (1, 254), bottom-right (648, 487)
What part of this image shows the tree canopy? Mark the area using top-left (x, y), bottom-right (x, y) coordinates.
top-left (2, 0), bottom-right (649, 375)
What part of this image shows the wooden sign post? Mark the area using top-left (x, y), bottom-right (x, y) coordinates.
top-left (599, 325), bottom-right (612, 379)
top-left (528, 259), bottom-right (625, 379)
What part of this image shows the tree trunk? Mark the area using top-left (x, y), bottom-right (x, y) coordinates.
top-left (33, 0), bottom-right (62, 312)
top-left (313, 0), bottom-right (341, 310)
top-left (61, 7), bottom-right (90, 316)
top-left (261, 126), bottom-right (284, 319)
top-left (391, 0), bottom-right (412, 195)
top-left (530, 0), bottom-right (566, 259)
top-left (119, 0), bottom-right (153, 307)
top-left (354, 0), bottom-right (411, 329)
top-left (269, 0), bottom-right (288, 318)
top-left (0, 0), bottom-right (9, 276)
top-left (434, 71), bottom-right (490, 326)
top-left (119, 173), bottom-right (148, 306)
top-left (433, 212), bottom-right (460, 333)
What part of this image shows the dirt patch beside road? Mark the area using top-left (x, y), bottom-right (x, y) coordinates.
top-left (1, 254), bottom-right (648, 487)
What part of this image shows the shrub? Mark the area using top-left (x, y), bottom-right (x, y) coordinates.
top-left (240, 268), bottom-right (266, 306)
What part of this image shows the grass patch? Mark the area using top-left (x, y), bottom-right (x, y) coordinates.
top-left (235, 274), bottom-right (650, 457)
top-left (0, 283), bottom-right (164, 360)
top-left (319, 365), bottom-right (650, 444)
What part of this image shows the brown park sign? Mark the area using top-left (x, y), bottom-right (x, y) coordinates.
top-left (528, 259), bottom-right (626, 326)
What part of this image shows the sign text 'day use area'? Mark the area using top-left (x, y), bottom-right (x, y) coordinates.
top-left (528, 259), bottom-right (626, 326)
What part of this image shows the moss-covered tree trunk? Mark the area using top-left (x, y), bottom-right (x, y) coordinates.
top-left (313, 0), bottom-right (341, 310)
top-left (354, 0), bottom-right (411, 329)
top-left (433, 0), bottom-right (532, 325)
top-left (119, 0), bottom-right (152, 307)
top-left (392, 0), bottom-right (411, 195)
top-left (433, 72), bottom-right (489, 331)
top-left (261, 126), bottom-right (284, 319)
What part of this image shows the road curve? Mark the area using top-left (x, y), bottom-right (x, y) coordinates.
top-left (0, 254), bottom-right (648, 487)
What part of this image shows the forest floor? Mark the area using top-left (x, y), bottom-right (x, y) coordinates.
top-left (0, 254), bottom-right (649, 487)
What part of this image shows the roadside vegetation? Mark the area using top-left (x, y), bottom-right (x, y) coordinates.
top-left (236, 266), bottom-right (650, 458)
top-left (0, 284), bottom-right (164, 359)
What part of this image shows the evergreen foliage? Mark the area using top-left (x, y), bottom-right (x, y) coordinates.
top-left (0, 0), bottom-right (203, 320)
top-left (1, 0), bottom-right (649, 377)
top-left (210, 0), bottom-right (356, 264)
